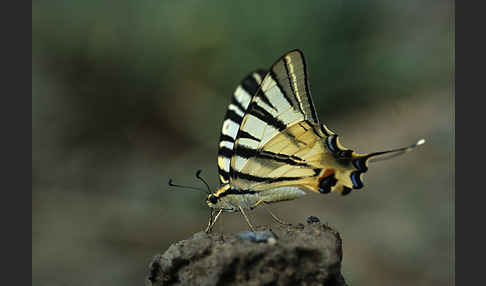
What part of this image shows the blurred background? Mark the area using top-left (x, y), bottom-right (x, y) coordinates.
top-left (32, 1), bottom-right (454, 285)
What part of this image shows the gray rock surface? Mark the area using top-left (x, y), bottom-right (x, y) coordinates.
top-left (147, 217), bottom-right (348, 286)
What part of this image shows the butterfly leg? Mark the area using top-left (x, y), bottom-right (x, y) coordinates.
top-left (205, 208), bottom-right (223, 233)
top-left (238, 206), bottom-right (256, 232)
top-left (259, 201), bottom-right (291, 226)
top-left (205, 209), bottom-right (214, 232)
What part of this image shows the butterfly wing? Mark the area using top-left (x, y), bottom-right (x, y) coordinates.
top-left (235, 121), bottom-right (366, 196)
top-left (217, 69), bottom-right (267, 184)
top-left (267, 49), bottom-right (319, 124)
top-left (229, 50), bottom-right (369, 198)
top-left (230, 50), bottom-right (317, 174)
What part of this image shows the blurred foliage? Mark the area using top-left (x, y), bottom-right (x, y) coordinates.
top-left (32, 1), bottom-right (454, 286)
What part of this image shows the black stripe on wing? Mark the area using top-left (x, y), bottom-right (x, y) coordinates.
top-left (225, 109), bottom-right (244, 125)
top-left (269, 70), bottom-right (294, 109)
top-left (234, 145), bottom-right (310, 167)
top-left (219, 134), bottom-right (235, 143)
top-left (241, 70), bottom-right (275, 111)
top-left (282, 58), bottom-right (305, 116)
top-left (217, 69), bottom-right (267, 184)
top-left (233, 167), bottom-right (321, 184)
top-left (232, 171), bottom-right (304, 183)
top-left (241, 70), bottom-right (265, 98)
top-left (238, 130), bottom-right (261, 142)
top-left (272, 49), bottom-right (319, 124)
top-left (289, 50), bottom-right (319, 123)
top-left (230, 97), bottom-right (246, 116)
top-left (218, 167), bottom-right (230, 182)
top-left (247, 102), bottom-right (287, 131)
top-left (218, 146), bottom-right (233, 158)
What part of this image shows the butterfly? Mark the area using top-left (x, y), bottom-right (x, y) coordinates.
top-left (171, 49), bottom-right (424, 232)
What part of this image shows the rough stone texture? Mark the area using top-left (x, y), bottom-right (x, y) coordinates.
top-left (146, 217), bottom-right (348, 286)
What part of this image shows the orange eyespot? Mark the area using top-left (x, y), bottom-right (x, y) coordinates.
top-left (321, 168), bottom-right (335, 178)
top-left (318, 169), bottom-right (337, 194)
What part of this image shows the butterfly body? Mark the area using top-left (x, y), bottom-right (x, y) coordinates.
top-left (208, 184), bottom-right (307, 212)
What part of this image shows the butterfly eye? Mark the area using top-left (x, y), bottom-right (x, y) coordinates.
top-left (208, 195), bottom-right (218, 204)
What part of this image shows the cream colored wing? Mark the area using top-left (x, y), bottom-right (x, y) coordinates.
top-left (229, 50), bottom-right (319, 180)
top-left (232, 120), bottom-right (367, 199)
top-left (217, 70), bottom-right (267, 184)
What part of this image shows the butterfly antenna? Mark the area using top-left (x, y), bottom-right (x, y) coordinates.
top-left (367, 139), bottom-right (426, 163)
top-left (196, 170), bottom-right (212, 194)
top-left (168, 178), bottom-right (209, 194)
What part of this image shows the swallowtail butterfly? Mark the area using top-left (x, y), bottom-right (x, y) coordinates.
top-left (186, 50), bottom-right (423, 232)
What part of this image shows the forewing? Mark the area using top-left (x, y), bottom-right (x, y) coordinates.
top-left (230, 50), bottom-right (319, 181)
top-left (270, 49), bottom-right (319, 124)
top-left (217, 70), bottom-right (267, 184)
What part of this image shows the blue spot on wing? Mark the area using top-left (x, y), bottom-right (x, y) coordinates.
top-left (350, 171), bottom-right (364, 189)
top-left (326, 136), bottom-right (337, 152)
top-left (352, 158), bottom-right (368, 172)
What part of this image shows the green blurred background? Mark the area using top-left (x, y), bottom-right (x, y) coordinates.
top-left (32, 1), bottom-right (454, 285)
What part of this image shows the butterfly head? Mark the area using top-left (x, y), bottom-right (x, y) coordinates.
top-left (206, 184), bottom-right (236, 211)
top-left (207, 194), bottom-right (218, 205)
top-left (206, 193), bottom-right (220, 208)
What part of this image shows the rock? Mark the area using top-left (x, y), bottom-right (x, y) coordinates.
top-left (147, 217), bottom-right (348, 286)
